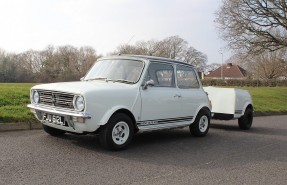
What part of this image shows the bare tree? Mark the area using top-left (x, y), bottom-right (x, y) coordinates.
top-left (216, 0), bottom-right (287, 54)
top-left (39, 46), bottom-right (59, 82)
top-left (224, 53), bottom-right (252, 70)
top-left (250, 49), bottom-right (287, 79)
top-left (0, 46), bottom-right (100, 83)
top-left (205, 63), bottom-right (222, 73)
top-left (0, 51), bottom-right (31, 82)
top-left (18, 50), bottom-right (44, 73)
top-left (114, 35), bottom-right (207, 70)
top-left (182, 47), bottom-right (207, 71)
top-left (115, 44), bottom-right (141, 55)
top-left (0, 50), bottom-right (12, 82)
top-left (161, 36), bottom-right (188, 59)
top-left (227, 49), bottom-right (287, 79)
top-left (77, 46), bottom-right (100, 77)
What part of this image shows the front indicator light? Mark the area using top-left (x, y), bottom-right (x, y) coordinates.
top-left (72, 116), bottom-right (85, 123)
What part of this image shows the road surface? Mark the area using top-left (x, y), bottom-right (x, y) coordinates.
top-left (0, 115), bottom-right (287, 185)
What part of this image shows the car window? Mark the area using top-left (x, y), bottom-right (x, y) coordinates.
top-left (145, 62), bottom-right (175, 87)
top-left (84, 59), bottom-right (144, 83)
top-left (176, 65), bottom-right (199, 89)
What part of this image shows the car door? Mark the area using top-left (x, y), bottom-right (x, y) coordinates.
top-left (139, 62), bottom-right (181, 126)
top-left (176, 64), bottom-right (204, 119)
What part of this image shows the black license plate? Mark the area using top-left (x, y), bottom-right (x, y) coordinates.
top-left (42, 113), bottom-right (67, 126)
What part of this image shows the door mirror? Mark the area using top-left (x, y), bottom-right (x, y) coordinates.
top-left (142, 79), bottom-right (155, 90)
top-left (80, 77), bottom-right (84, 81)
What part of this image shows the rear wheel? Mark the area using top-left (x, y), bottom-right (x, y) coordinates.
top-left (99, 113), bottom-right (134, 151)
top-left (238, 107), bottom-right (253, 130)
top-left (42, 124), bottom-right (66, 136)
top-left (190, 109), bottom-right (210, 137)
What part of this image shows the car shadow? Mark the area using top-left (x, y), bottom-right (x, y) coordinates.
top-left (210, 123), bottom-right (240, 131)
top-left (41, 119), bottom-right (287, 170)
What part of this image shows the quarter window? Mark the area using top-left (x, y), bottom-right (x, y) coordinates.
top-left (176, 65), bottom-right (199, 89)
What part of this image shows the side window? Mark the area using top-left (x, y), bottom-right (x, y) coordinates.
top-left (176, 65), bottom-right (200, 89)
top-left (145, 62), bottom-right (175, 87)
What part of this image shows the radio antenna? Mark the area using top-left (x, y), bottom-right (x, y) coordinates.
top-left (127, 35), bottom-right (135, 45)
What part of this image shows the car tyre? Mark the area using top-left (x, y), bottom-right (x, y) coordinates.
top-left (238, 107), bottom-right (253, 130)
top-left (99, 113), bottom-right (134, 151)
top-left (42, 124), bottom-right (66, 136)
top-left (190, 109), bottom-right (210, 137)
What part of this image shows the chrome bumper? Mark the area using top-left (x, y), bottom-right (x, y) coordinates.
top-left (27, 104), bottom-right (92, 119)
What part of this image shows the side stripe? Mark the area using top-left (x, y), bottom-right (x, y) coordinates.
top-left (137, 116), bottom-right (193, 126)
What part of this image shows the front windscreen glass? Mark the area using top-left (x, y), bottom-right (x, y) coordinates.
top-left (84, 59), bottom-right (144, 84)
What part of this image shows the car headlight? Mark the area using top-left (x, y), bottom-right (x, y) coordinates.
top-left (73, 95), bottom-right (85, 111)
top-left (31, 90), bottom-right (40, 104)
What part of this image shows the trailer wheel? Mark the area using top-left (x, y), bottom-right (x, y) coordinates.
top-left (238, 107), bottom-right (253, 130)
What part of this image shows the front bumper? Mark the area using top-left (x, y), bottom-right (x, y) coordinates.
top-left (27, 104), bottom-right (98, 133)
top-left (27, 104), bottom-right (92, 119)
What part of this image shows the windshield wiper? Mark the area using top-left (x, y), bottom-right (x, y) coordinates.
top-left (86, 77), bottom-right (107, 81)
top-left (106, 79), bottom-right (135, 84)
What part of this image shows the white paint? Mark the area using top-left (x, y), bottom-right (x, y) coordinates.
top-left (203, 86), bottom-right (253, 118)
top-left (29, 56), bottom-right (212, 133)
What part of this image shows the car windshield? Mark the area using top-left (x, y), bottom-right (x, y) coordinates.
top-left (84, 59), bottom-right (144, 84)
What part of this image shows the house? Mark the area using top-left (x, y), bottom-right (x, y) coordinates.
top-left (205, 63), bottom-right (247, 79)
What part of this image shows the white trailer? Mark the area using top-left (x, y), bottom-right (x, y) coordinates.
top-left (203, 86), bottom-right (253, 130)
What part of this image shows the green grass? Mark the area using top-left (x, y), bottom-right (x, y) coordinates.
top-left (0, 83), bottom-right (37, 123)
top-left (241, 87), bottom-right (287, 113)
top-left (0, 83), bottom-right (287, 123)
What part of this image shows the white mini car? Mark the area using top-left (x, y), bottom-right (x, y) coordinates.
top-left (28, 55), bottom-right (213, 150)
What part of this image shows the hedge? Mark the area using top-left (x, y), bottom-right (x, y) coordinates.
top-left (202, 79), bottom-right (287, 87)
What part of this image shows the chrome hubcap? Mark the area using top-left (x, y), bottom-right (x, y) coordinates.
top-left (112, 121), bottom-right (129, 145)
top-left (199, 115), bottom-right (208, 132)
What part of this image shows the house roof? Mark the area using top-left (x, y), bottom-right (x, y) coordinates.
top-left (206, 63), bottom-right (247, 78)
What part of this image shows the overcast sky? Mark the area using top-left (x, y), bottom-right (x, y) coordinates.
top-left (0, 0), bottom-right (230, 64)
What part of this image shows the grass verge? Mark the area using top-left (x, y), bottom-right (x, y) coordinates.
top-left (0, 83), bottom-right (287, 123)
top-left (241, 87), bottom-right (287, 113)
top-left (0, 83), bottom-right (37, 123)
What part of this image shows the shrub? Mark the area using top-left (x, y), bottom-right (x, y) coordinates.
top-left (202, 79), bottom-right (287, 87)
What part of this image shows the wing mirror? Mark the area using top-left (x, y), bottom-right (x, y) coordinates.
top-left (142, 79), bottom-right (155, 90)
top-left (80, 77), bottom-right (84, 81)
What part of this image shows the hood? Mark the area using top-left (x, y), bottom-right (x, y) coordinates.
top-left (31, 81), bottom-right (137, 94)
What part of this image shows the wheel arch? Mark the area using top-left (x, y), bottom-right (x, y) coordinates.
top-left (242, 103), bottom-right (254, 115)
top-left (190, 106), bottom-right (211, 137)
top-left (246, 104), bottom-right (253, 110)
top-left (100, 107), bottom-right (138, 133)
top-left (238, 103), bottom-right (254, 130)
top-left (195, 106), bottom-right (212, 119)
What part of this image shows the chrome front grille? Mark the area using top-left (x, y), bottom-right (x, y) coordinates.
top-left (38, 90), bottom-right (74, 109)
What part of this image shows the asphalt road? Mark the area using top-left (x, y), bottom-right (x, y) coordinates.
top-left (1, 115), bottom-right (287, 185)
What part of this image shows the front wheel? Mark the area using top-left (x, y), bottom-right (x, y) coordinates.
top-left (238, 107), bottom-right (253, 130)
top-left (190, 110), bottom-right (210, 137)
top-left (99, 113), bottom-right (134, 151)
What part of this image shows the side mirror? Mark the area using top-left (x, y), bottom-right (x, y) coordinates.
top-left (142, 79), bottom-right (155, 90)
top-left (80, 77), bottom-right (84, 81)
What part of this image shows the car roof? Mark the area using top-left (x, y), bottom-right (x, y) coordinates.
top-left (100, 54), bottom-right (194, 67)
